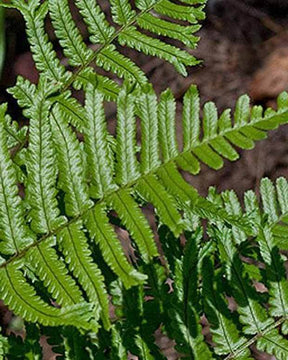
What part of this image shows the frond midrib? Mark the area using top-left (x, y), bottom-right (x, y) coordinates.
top-left (1, 108), bottom-right (286, 272)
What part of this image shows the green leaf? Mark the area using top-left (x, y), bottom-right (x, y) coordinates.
top-left (85, 203), bottom-right (147, 288)
top-left (0, 105), bottom-right (33, 255)
top-left (84, 84), bottom-right (117, 198)
top-left (48, 0), bottom-right (92, 66)
top-left (58, 222), bottom-right (110, 329)
top-left (115, 87), bottom-right (140, 185)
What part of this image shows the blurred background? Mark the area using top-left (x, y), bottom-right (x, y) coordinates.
top-left (2, 0), bottom-right (288, 358)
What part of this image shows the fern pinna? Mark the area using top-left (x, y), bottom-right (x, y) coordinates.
top-left (0, 0), bottom-right (288, 358)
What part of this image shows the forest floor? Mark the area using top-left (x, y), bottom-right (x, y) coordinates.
top-left (2, 0), bottom-right (288, 358)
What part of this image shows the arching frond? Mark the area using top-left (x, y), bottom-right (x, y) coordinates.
top-left (0, 73), bottom-right (285, 337)
top-left (4, 0), bottom-right (206, 89)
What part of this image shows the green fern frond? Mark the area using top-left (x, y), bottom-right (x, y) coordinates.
top-left (199, 180), bottom-right (288, 358)
top-left (0, 105), bottom-right (33, 255)
top-left (14, 1), bottom-right (69, 85)
top-left (58, 222), bottom-right (110, 329)
top-left (50, 108), bottom-right (92, 217)
top-left (118, 27), bottom-right (198, 76)
top-left (257, 329), bottom-right (288, 360)
top-left (85, 203), bottom-right (147, 288)
top-left (222, 176), bottom-right (288, 250)
top-left (75, 0), bottom-right (115, 44)
top-left (137, 14), bottom-right (200, 48)
top-left (107, 190), bottom-right (158, 262)
top-left (154, 0), bottom-right (205, 22)
top-left (26, 239), bottom-right (83, 307)
top-left (26, 88), bottom-right (65, 234)
top-left (0, 79), bottom-right (286, 333)
top-left (115, 87), bottom-right (140, 185)
top-left (3, 0), bottom-right (288, 357)
top-left (2, 0), bottom-right (206, 90)
top-left (4, 114), bottom-right (27, 151)
top-left (0, 261), bottom-right (94, 330)
top-left (202, 256), bottom-right (252, 359)
top-left (48, 0), bottom-right (92, 67)
top-left (166, 230), bottom-right (213, 359)
top-left (83, 84), bottom-right (117, 199)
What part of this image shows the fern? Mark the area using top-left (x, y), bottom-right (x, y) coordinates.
top-left (0, 75), bottom-right (287, 343)
top-left (195, 178), bottom-right (288, 359)
top-left (1, 0), bottom-right (288, 358)
top-left (2, 0), bottom-right (203, 89)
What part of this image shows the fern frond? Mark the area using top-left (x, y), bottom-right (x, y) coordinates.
top-left (202, 256), bottom-right (252, 358)
top-left (4, 114), bottom-right (28, 151)
top-left (84, 84), bottom-right (117, 199)
top-left (26, 89), bottom-right (65, 234)
top-left (137, 14), bottom-right (200, 48)
top-left (2, 79), bottom-right (288, 336)
top-left (50, 108), bottom-right (92, 217)
top-left (166, 230), bottom-right (213, 359)
top-left (96, 45), bottom-right (147, 84)
top-left (137, 174), bottom-right (183, 236)
top-left (75, 0), bottom-right (115, 44)
top-left (257, 330), bottom-right (288, 360)
top-left (52, 92), bottom-right (86, 133)
top-left (74, 68), bottom-right (120, 101)
top-left (5, 0), bottom-right (207, 89)
top-left (115, 87), bottom-right (140, 185)
top-left (110, 0), bottom-right (136, 25)
top-left (221, 191), bottom-right (246, 244)
top-left (154, 0), bottom-right (205, 23)
top-left (232, 176), bottom-right (288, 250)
top-left (137, 85), bottom-right (160, 174)
top-left (107, 190), bottom-right (158, 262)
top-left (110, 269), bottom-right (166, 359)
top-left (213, 226), bottom-right (273, 336)
top-left (158, 89), bottom-right (178, 162)
top-left (4, 85), bottom-right (286, 256)
top-left (6, 1), bottom-right (288, 357)
top-left (7, 76), bottom-right (36, 114)
top-left (118, 27), bottom-right (198, 76)
top-left (85, 203), bottom-right (147, 288)
top-left (58, 222), bottom-right (110, 329)
top-left (111, 326), bottom-right (127, 359)
top-left (0, 105), bottom-right (33, 255)
top-left (48, 0), bottom-right (92, 67)
top-left (0, 262), bottom-right (93, 329)
top-left (27, 239), bottom-right (83, 307)
top-left (134, 335), bottom-right (154, 360)
top-left (258, 227), bottom-right (288, 320)
top-left (15, 1), bottom-right (69, 84)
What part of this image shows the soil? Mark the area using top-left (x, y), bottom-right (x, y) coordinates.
top-left (3, 0), bottom-right (288, 359)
